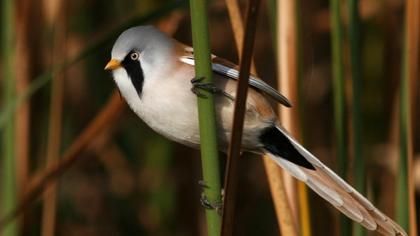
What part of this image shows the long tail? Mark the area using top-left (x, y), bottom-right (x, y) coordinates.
top-left (259, 125), bottom-right (406, 236)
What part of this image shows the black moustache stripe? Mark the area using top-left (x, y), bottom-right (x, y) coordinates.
top-left (121, 51), bottom-right (144, 97)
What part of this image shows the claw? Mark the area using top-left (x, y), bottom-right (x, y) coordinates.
top-left (191, 76), bottom-right (210, 98)
top-left (200, 193), bottom-right (223, 215)
top-left (198, 180), bottom-right (223, 215)
top-left (191, 76), bottom-right (205, 84)
top-left (198, 180), bottom-right (209, 188)
top-left (190, 77), bottom-right (234, 100)
top-left (191, 86), bottom-right (208, 98)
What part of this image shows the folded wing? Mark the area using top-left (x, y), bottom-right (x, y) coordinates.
top-left (178, 45), bottom-right (292, 107)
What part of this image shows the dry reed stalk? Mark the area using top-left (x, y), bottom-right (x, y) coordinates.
top-left (224, 0), bottom-right (298, 235)
top-left (224, 0), bottom-right (257, 72)
top-left (221, 0), bottom-right (260, 234)
top-left (14, 0), bottom-right (31, 200)
top-left (404, 0), bottom-right (418, 234)
top-left (263, 157), bottom-right (299, 235)
top-left (278, 0), bottom-right (301, 228)
top-left (41, 1), bottom-right (67, 235)
top-left (278, 1), bottom-right (313, 234)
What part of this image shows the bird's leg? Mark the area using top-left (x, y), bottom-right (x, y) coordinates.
top-left (191, 77), bottom-right (234, 100)
top-left (198, 180), bottom-right (223, 215)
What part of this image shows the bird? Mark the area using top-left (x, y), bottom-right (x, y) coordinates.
top-left (104, 25), bottom-right (406, 236)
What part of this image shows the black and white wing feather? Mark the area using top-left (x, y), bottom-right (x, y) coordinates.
top-left (179, 46), bottom-right (292, 107)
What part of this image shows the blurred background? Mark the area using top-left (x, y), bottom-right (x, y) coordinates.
top-left (0, 0), bottom-right (418, 235)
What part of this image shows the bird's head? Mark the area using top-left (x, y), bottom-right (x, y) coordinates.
top-left (105, 25), bottom-right (175, 96)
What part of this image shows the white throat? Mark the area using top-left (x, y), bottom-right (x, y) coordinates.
top-left (112, 68), bottom-right (143, 115)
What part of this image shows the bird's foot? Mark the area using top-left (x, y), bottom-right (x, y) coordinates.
top-left (191, 77), bottom-right (234, 100)
top-left (200, 193), bottom-right (223, 215)
top-left (198, 180), bottom-right (223, 215)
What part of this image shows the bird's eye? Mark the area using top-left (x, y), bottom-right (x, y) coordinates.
top-left (130, 52), bottom-right (140, 60)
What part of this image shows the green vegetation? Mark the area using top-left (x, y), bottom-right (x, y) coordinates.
top-left (189, 0), bottom-right (222, 235)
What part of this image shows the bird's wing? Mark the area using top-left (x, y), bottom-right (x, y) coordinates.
top-left (266, 125), bottom-right (407, 236)
top-left (178, 45), bottom-right (292, 108)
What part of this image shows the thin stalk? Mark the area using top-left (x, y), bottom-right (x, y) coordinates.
top-left (267, 0), bottom-right (276, 50)
top-left (224, 0), bottom-right (257, 72)
top-left (278, 0), bottom-right (298, 223)
top-left (330, 0), bottom-right (350, 235)
top-left (41, 1), bottom-right (67, 235)
top-left (397, 0), bottom-right (418, 234)
top-left (15, 0), bottom-right (31, 201)
top-left (264, 0), bottom-right (300, 234)
top-left (347, 0), bottom-right (364, 235)
top-left (189, 1), bottom-right (222, 235)
top-left (297, 184), bottom-right (310, 236)
top-left (228, 0), bottom-right (297, 234)
top-left (41, 72), bottom-right (62, 236)
top-left (263, 159), bottom-right (298, 235)
top-left (221, 0), bottom-right (260, 235)
top-left (1, 0), bottom-right (18, 235)
top-left (294, 1), bottom-right (312, 235)
top-left (406, 1), bottom-right (419, 235)
top-left (397, 29), bottom-right (410, 234)
top-left (279, 0), bottom-right (309, 231)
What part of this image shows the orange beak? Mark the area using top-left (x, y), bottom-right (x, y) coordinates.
top-left (104, 59), bottom-right (122, 70)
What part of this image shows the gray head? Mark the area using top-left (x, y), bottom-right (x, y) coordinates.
top-left (105, 25), bottom-right (175, 75)
top-left (110, 25), bottom-right (174, 64)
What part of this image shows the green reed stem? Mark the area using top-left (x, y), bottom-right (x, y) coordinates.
top-left (347, 0), bottom-right (364, 235)
top-left (396, 22), bottom-right (410, 233)
top-left (1, 0), bottom-right (19, 235)
top-left (189, 0), bottom-right (222, 235)
top-left (330, 0), bottom-right (351, 235)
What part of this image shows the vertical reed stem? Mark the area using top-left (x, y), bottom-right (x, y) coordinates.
top-left (330, 0), bottom-right (350, 235)
top-left (397, 0), bottom-right (418, 234)
top-left (278, 0), bottom-right (299, 223)
top-left (347, 0), bottom-right (364, 235)
top-left (1, 0), bottom-right (18, 235)
top-left (189, 1), bottom-right (222, 235)
top-left (279, 1), bottom-right (313, 234)
top-left (222, 1), bottom-right (260, 234)
top-left (278, 0), bottom-right (313, 234)
top-left (397, 28), bottom-right (410, 233)
top-left (42, 1), bottom-right (67, 235)
top-left (15, 0), bottom-right (31, 203)
top-left (224, 0), bottom-right (257, 72)
top-left (226, 0), bottom-right (297, 234)
top-left (294, 1), bottom-right (312, 235)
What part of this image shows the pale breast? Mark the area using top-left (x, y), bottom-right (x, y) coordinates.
top-left (116, 62), bottom-right (277, 151)
top-left (137, 66), bottom-right (202, 148)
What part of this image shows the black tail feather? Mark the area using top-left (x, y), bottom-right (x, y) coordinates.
top-left (259, 126), bottom-right (315, 170)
